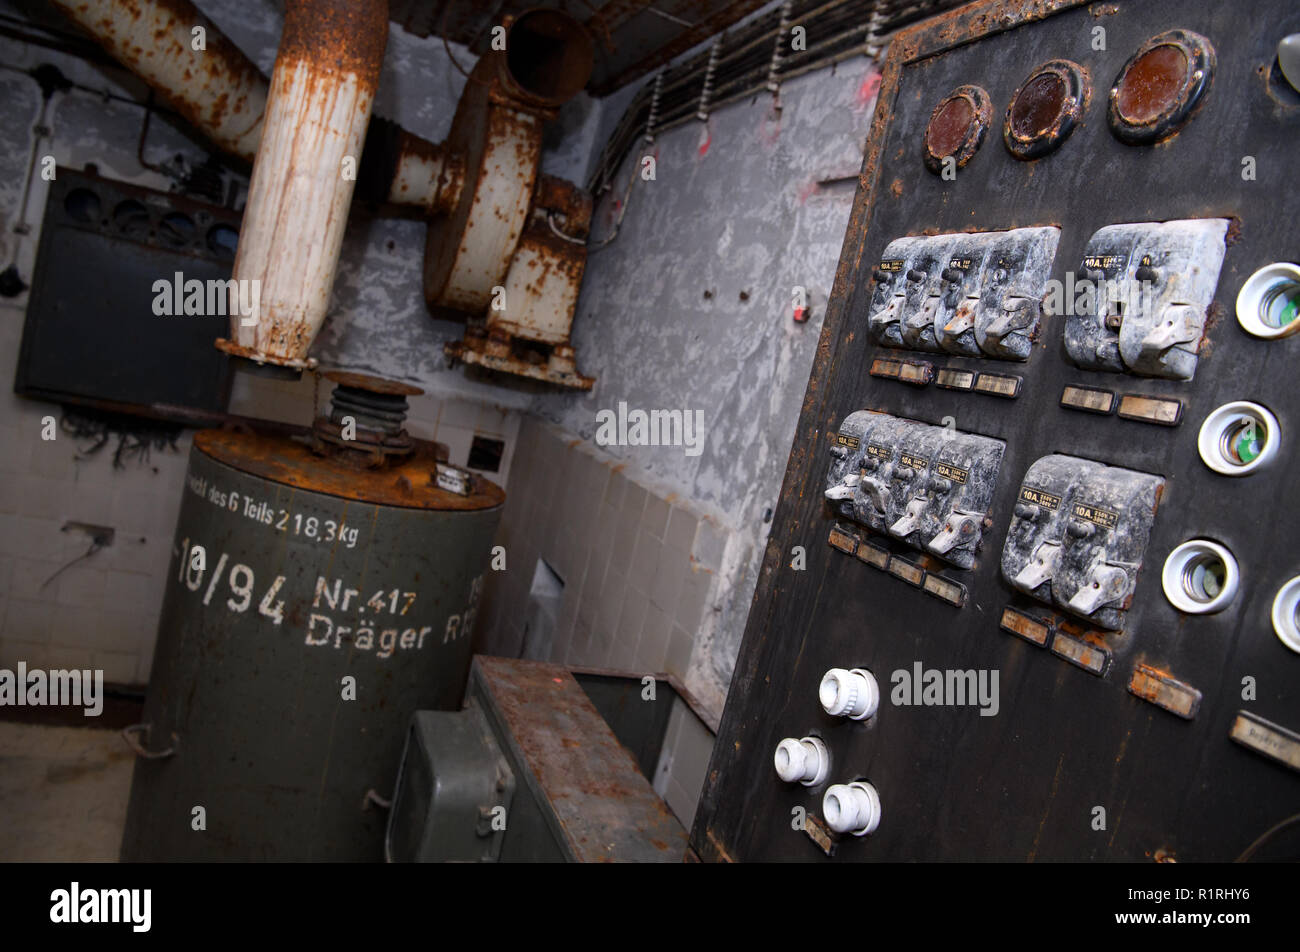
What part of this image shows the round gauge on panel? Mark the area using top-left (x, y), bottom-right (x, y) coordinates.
top-left (1108, 30), bottom-right (1215, 144)
top-left (1003, 59), bottom-right (1090, 160)
top-left (923, 84), bottom-right (992, 174)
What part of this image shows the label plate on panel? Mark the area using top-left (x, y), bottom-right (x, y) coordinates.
top-left (828, 526), bottom-right (858, 555)
top-left (898, 361), bottom-right (934, 386)
top-left (1072, 502), bottom-right (1120, 530)
top-left (857, 541), bottom-right (890, 569)
top-left (1019, 487), bottom-right (1061, 511)
top-left (936, 368), bottom-right (976, 391)
top-left (1061, 385), bottom-right (1116, 414)
top-left (1050, 631), bottom-right (1111, 676)
top-left (923, 573), bottom-right (967, 607)
top-left (1128, 664), bottom-right (1202, 719)
top-left (1117, 394), bottom-right (1184, 426)
top-left (974, 373), bottom-right (1022, 398)
top-left (1000, 606), bottom-right (1051, 646)
top-left (888, 556), bottom-right (925, 587)
top-left (1229, 711), bottom-right (1300, 773)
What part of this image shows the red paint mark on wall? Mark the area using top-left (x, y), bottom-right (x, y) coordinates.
top-left (856, 70), bottom-right (882, 110)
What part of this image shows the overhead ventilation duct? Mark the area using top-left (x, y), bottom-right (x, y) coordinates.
top-left (428, 9), bottom-right (596, 389)
top-left (53, 0), bottom-right (597, 389)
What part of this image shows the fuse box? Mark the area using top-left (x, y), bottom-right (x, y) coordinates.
top-left (695, 0), bottom-right (1300, 863)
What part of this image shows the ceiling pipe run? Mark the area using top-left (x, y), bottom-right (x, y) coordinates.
top-left (48, 0), bottom-right (268, 162)
top-left (215, 0), bottom-right (389, 370)
top-left (53, 0), bottom-right (599, 389)
top-left (49, 0), bottom-right (450, 210)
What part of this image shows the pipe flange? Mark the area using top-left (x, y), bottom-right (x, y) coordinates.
top-left (215, 338), bottom-right (318, 371)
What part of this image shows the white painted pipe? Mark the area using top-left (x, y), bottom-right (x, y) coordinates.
top-left (49, 0), bottom-right (267, 162)
top-left (219, 0), bottom-right (389, 368)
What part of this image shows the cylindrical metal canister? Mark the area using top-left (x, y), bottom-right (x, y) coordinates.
top-left (120, 429), bottom-right (503, 861)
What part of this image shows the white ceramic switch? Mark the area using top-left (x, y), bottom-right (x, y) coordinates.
top-left (819, 667), bottom-right (879, 720)
top-left (773, 736), bottom-right (830, 786)
top-left (822, 781), bottom-right (882, 836)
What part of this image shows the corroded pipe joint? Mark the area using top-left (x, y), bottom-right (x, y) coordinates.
top-left (493, 8), bottom-right (594, 110)
top-left (534, 174), bottom-right (593, 237)
top-left (279, 0), bottom-right (388, 90)
top-left (388, 132), bottom-right (467, 216)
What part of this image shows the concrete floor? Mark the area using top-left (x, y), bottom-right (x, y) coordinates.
top-left (0, 722), bottom-right (132, 861)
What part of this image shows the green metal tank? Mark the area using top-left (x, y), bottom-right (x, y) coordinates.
top-left (120, 377), bottom-right (504, 861)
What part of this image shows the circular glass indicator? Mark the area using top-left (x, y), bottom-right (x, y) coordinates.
top-left (923, 85), bottom-right (991, 175)
top-left (1117, 44), bottom-right (1189, 123)
top-left (1222, 418), bottom-right (1264, 465)
top-left (1237, 263), bottom-right (1300, 338)
top-left (1262, 281), bottom-right (1300, 329)
top-left (63, 188), bottom-right (102, 224)
top-left (1011, 73), bottom-right (1067, 138)
top-left (1109, 30), bottom-right (1215, 144)
top-left (1182, 552), bottom-right (1226, 601)
top-left (1197, 401), bottom-right (1280, 476)
top-left (1003, 60), bottom-right (1089, 160)
top-left (1162, 540), bottom-right (1239, 614)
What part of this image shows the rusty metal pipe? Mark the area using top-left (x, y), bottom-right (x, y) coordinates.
top-left (387, 130), bottom-right (465, 214)
top-left (49, 0), bottom-right (460, 213)
top-left (216, 0), bottom-right (389, 370)
top-left (48, 0), bottom-right (268, 162)
top-left (496, 8), bottom-right (595, 109)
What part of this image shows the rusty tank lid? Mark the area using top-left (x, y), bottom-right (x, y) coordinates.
top-left (194, 429), bottom-right (505, 512)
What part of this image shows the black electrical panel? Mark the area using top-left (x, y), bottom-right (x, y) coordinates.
top-left (16, 168), bottom-right (238, 423)
top-left (694, 0), bottom-right (1300, 861)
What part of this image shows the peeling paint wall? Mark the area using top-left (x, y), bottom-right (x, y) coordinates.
top-left (529, 61), bottom-right (880, 710)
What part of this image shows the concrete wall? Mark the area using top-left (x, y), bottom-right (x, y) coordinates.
top-left (525, 61), bottom-right (879, 716)
top-left (477, 53), bottom-right (881, 821)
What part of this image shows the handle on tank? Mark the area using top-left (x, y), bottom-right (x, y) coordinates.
top-left (122, 723), bottom-right (178, 760)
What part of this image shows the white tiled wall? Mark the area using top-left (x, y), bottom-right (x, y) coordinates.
top-left (479, 418), bottom-right (725, 681)
top-left (0, 303), bottom-right (185, 685)
top-left (653, 695), bottom-right (717, 828)
top-left (0, 302), bottom-right (520, 687)
top-left (477, 417), bottom-right (721, 823)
